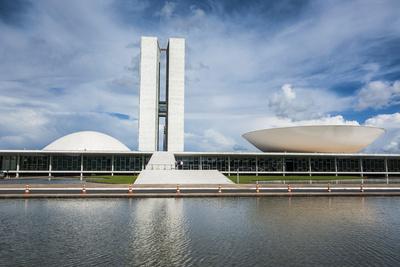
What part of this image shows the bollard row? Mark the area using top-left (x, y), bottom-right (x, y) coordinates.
top-left (10, 184), bottom-right (380, 196)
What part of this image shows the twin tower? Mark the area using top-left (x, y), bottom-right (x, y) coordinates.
top-left (138, 37), bottom-right (185, 152)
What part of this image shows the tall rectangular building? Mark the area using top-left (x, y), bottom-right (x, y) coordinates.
top-left (138, 37), bottom-right (160, 151)
top-left (166, 38), bottom-right (185, 152)
top-left (138, 36), bottom-right (185, 152)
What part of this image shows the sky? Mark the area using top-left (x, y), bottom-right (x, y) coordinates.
top-left (0, 0), bottom-right (399, 152)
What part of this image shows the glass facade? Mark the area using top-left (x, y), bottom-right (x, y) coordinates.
top-left (388, 159), bottom-right (400, 172)
top-left (20, 155), bottom-right (49, 171)
top-left (284, 158), bottom-right (309, 172)
top-left (0, 153), bottom-right (399, 175)
top-left (175, 156), bottom-right (200, 170)
top-left (258, 157), bottom-right (283, 172)
top-left (230, 157), bottom-right (256, 172)
top-left (0, 156), bottom-right (17, 171)
top-left (52, 155), bottom-right (81, 171)
top-left (310, 158), bottom-right (335, 172)
top-left (201, 156), bottom-right (229, 171)
top-left (337, 158), bottom-right (360, 172)
top-left (83, 156), bottom-right (112, 171)
top-left (114, 155), bottom-right (145, 171)
top-left (362, 158), bottom-right (385, 172)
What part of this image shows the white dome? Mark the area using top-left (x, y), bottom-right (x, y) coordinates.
top-left (243, 125), bottom-right (384, 153)
top-left (43, 131), bottom-right (130, 151)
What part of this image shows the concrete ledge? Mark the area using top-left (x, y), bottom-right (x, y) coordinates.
top-left (1, 184), bottom-right (400, 198)
top-left (1, 191), bottom-right (400, 198)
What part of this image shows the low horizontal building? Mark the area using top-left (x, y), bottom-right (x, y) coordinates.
top-left (0, 129), bottom-right (399, 178)
top-left (1, 150), bottom-right (400, 178)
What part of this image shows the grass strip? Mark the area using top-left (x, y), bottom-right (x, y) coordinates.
top-left (86, 175), bottom-right (137, 184)
top-left (227, 175), bottom-right (363, 184)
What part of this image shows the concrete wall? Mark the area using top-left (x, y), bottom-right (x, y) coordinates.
top-left (166, 38), bottom-right (185, 152)
top-left (138, 37), bottom-right (160, 151)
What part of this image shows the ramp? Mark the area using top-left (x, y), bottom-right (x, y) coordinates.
top-left (135, 152), bottom-right (233, 184)
top-left (145, 151), bottom-right (176, 170)
top-left (135, 170), bottom-right (233, 184)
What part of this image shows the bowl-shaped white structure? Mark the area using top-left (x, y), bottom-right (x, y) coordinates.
top-left (242, 125), bottom-right (384, 153)
top-left (43, 131), bottom-right (130, 151)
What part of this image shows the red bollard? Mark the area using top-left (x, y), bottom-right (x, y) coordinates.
top-left (218, 185), bottom-right (222, 193)
top-left (287, 184), bottom-right (292, 193)
top-left (25, 185), bottom-right (30, 194)
top-left (128, 185), bottom-right (133, 194)
top-left (82, 184), bottom-right (86, 194)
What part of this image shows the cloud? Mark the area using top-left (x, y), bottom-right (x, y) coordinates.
top-left (356, 80), bottom-right (400, 110)
top-left (365, 112), bottom-right (400, 128)
top-left (0, 0), bottom-right (400, 153)
top-left (363, 113), bottom-right (400, 153)
top-left (157, 1), bottom-right (176, 19)
top-left (0, 0), bottom-right (139, 149)
top-left (185, 129), bottom-right (236, 151)
top-left (267, 84), bottom-right (352, 120)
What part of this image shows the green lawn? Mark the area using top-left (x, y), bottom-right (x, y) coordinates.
top-left (86, 175), bottom-right (138, 184)
top-left (227, 175), bottom-right (362, 184)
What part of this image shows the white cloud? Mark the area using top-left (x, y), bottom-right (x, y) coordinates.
top-left (268, 84), bottom-right (352, 120)
top-left (365, 112), bottom-right (400, 128)
top-left (382, 137), bottom-right (400, 153)
top-left (157, 2), bottom-right (176, 19)
top-left (281, 84), bottom-right (296, 100)
top-left (0, 0), bottom-right (139, 149)
top-left (185, 129), bottom-right (236, 151)
top-left (356, 80), bottom-right (400, 110)
top-left (363, 113), bottom-right (400, 153)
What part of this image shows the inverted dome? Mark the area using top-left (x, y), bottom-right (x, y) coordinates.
top-left (43, 131), bottom-right (130, 151)
top-left (242, 125), bottom-right (384, 153)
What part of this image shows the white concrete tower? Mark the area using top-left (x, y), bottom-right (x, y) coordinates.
top-left (138, 37), bottom-right (160, 151)
top-left (138, 36), bottom-right (185, 152)
top-left (166, 38), bottom-right (185, 152)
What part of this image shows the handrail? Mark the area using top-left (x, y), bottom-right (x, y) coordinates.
top-left (146, 164), bottom-right (176, 170)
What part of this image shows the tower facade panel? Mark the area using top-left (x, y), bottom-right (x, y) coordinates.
top-left (166, 38), bottom-right (185, 152)
top-left (138, 37), bottom-right (160, 151)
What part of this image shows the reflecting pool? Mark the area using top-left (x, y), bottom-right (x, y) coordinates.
top-left (0, 197), bottom-right (399, 266)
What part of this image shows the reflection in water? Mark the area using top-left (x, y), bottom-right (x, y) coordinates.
top-left (0, 197), bottom-right (399, 266)
top-left (131, 198), bottom-right (192, 266)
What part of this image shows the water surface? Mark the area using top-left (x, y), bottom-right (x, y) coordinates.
top-left (0, 197), bottom-right (399, 266)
